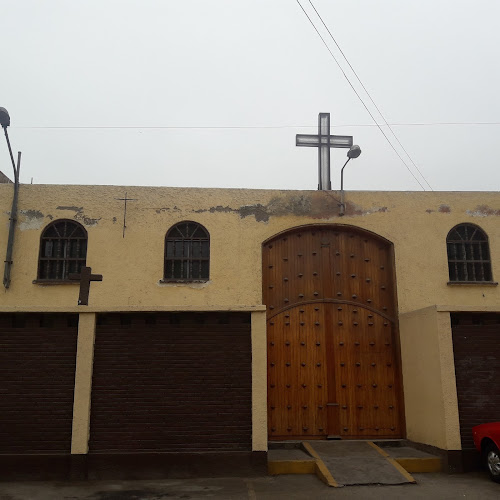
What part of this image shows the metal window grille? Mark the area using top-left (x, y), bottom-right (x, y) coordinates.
top-left (37, 220), bottom-right (88, 280)
top-left (164, 221), bottom-right (210, 281)
top-left (446, 224), bottom-right (492, 282)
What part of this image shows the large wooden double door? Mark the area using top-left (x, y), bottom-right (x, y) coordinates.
top-left (263, 225), bottom-right (404, 440)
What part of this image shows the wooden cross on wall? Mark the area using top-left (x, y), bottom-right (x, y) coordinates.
top-left (69, 266), bottom-right (103, 306)
top-left (296, 112), bottom-right (353, 190)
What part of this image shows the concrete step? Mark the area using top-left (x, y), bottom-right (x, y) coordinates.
top-left (376, 444), bottom-right (443, 473)
top-left (267, 447), bottom-right (316, 475)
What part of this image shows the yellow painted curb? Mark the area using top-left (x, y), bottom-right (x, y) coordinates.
top-left (367, 441), bottom-right (390, 457)
top-left (268, 460), bottom-right (316, 475)
top-left (368, 442), bottom-right (416, 483)
top-left (395, 457), bottom-right (442, 473)
top-left (302, 442), bottom-right (339, 488)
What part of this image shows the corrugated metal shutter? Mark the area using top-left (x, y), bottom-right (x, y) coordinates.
top-left (0, 313), bottom-right (78, 454)
top-left (452, 313), bottom-right (500, 449)
top-left (89, 312), bottom-right (252, 453)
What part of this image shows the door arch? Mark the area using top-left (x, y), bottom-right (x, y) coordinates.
top-left (262, 224), bottom-right (404, 440)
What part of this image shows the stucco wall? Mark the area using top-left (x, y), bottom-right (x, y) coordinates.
top-left (1, 185), bottom-right (500, 312)
top-left (2, 184), bottom-right (499, 452)
top-left (399, 306), bottom-right (461, 450)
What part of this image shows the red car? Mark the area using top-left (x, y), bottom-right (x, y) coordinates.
top-left (473, 422), bottom-right (500, 483)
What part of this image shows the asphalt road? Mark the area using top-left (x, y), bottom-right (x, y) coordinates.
top-left (0, 472), bottom-right (499, 500)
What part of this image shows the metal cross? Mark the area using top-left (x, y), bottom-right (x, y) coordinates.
top-left (115, 192), bottom-right (137, 238)
top-left (296, 113), bottom-right (353, 190)
top-left (69, 266), bottom-right (103, 306)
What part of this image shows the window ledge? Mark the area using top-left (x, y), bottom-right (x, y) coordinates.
top-left (32, 280), bottom-right (79, 285)
top-left (159, 279), bottom-right (209, 284)
top-left (447, 281), bottom-right (498, 286)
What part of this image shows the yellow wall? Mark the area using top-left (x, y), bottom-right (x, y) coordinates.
top-left (399, 307), bottom-right (461, 450)
top-left (71, 312), bottom-right (96, 454)
top-left (1, 185), bottom-right (500, 312)
top-left (2, 184), bottom-right (500, 452)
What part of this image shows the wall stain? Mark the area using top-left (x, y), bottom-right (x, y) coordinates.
top-left (21, 209), bottom-right (44, 219)
top-left (193, 196), bottom-right (314, 222)
top-left (439, 205), bottom-right (451, 213)
top-left (466, 205), bottom-right (500, 217)
top-left (343, 201), bottom-right (388, 217)
top-left (192, 194), bottom-right (387, 222)
top-left (56, 205), bottom-right (101, 226)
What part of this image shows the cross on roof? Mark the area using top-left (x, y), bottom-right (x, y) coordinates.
top-left (296, 113), bottom-right (353, 190)
top-left (69, 266), bottom-right (103, 306)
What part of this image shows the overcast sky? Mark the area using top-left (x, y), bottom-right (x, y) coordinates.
top-left (1, 0), bottom-right (499, 192)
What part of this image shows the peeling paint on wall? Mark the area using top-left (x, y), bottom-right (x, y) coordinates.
top-left (343, 201), bottom-right (388, 217)
top-left (147, 206), bottom-right (182, 214)
top-left (18, 209), bottom-right (45, 230)
top-left (466, 205), bottom-right (500, 217)
top-left (158, 280), bottom-right (211, 289)
top-left (56, 205), bottom-right (101, 226)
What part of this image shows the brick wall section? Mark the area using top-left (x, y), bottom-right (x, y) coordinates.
top-left (0, 314), bottom-right (78, 454)
top-left (452, 313), bottom-right (500, 450)
top-left (89, 312), bottom-right (252, 453)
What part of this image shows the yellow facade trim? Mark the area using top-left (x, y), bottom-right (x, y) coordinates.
top-left (251, 311), bottom-right (268, 451)
top-left (71, 313), bottom-right (97, 455)
top-left (302, 442), bottom-right (339, 487)
top-left (267, 460), bottom-right (316, 475)
top-left (395, 457), bottom-right (442, 473)
top-left (368, 442), bottom-right (416, 483)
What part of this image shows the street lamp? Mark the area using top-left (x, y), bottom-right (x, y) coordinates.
top-left (1, 107), bottom-right (22, 289)
top-left (339, 145), bottom-right (361, 216)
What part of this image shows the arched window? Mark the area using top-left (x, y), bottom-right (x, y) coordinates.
top-left (447, 223), bottom-right (492, 282)
top-left (37, 220), bottom-right (87, 281)
top-left (164, 221), bottom-right (210, 281)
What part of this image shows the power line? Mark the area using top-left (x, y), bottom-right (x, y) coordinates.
top-left (12, 121), bottom-right (500, 130)
top-left (308, 0), bottom-right (433, 191)
top-left (295, 0), bottom-right (426, 191)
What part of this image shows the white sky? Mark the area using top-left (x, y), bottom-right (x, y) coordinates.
top-left (1, 0), bottom-right (500, 191)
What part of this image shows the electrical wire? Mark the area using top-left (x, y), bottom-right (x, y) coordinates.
top-left (295, 0), bottom-right (426, 190)
top-left (308, 0), bottom-right (433, 191)
top-left (11, 122), bottom-right (500, 130)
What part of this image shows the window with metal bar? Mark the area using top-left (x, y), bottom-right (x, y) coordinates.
top-left (446, 223), bottom-right (492, 282)
top-left (37, 220), bottom-right (88, 281)
top-left (164, 221), bottom-right (210, 281)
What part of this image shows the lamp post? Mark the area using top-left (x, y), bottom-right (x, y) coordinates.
top-left (339, 145), bottom-right (361, 216)
top-left (1, 107), bottom-right (22, 289)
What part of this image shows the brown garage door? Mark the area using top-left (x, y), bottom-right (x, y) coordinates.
top-left (452, 313), bottom-right (500, 449)
top-left (89, 312), bottom-right (252, 453)
top-left (0, 313), bottom-right (78, 454)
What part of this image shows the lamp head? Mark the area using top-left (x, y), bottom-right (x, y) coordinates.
top-left (347, 144), bottom-right (361, 159)
top-left (0, 107), bottom-right (10, 128)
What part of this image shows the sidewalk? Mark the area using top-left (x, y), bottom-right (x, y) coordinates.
top-left (0, 471), bottom-right (499, 499)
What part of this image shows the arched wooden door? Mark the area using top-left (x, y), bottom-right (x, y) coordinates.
top-left (262, 225), bottom-right (404, 440)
